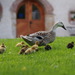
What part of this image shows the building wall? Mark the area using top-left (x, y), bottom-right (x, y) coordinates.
top-left (0, 0), bottom-right (75, 38)
top-left (48, 0), bottom-right (75, 36)
top-left (0, 0), bottom-right (15, 38)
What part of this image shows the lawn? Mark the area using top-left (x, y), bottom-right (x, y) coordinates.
top-left (0, 37), bottom-right (75, 75)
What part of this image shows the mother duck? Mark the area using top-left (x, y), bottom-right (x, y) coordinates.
top-left (21, 22), bottom-right (66, 46)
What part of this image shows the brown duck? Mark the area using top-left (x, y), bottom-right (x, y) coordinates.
top-left (21, 22), bottom-right (66, 46)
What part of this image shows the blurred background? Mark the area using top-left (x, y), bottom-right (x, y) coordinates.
top-left (0, 0), bottom-right (75, 38)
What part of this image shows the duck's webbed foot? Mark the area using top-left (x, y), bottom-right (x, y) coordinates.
top-left (44, 45), bottom-right (52, 51)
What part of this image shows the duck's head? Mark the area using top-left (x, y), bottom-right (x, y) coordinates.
top-left (71, 42), bottom-right (74, 45)
top-left (55, 22), bottom-right (66, 30)
top-left (35, 41), bottom-right (39, 45)
top-left (1, 43), bottom-right (6, 48)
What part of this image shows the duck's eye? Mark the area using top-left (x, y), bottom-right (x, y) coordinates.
top-left (36, 36), bottom-right (43, 39)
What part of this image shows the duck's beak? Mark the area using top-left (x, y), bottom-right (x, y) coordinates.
top-left (62, 25), bottom-right (66, 30)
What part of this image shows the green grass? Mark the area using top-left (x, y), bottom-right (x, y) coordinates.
top-left (0, 37), bottom-right (75, 75)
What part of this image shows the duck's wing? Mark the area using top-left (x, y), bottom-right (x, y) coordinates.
top-left (21, 31), bottom-right (49, 46)
top-left (25, 31), bottom-right (49, 40)
top-left (27, 31), bottom-right (53, 46)
top-left (39, 34), bottom-right (52, 45)
top-left (21, 30), bottom-right (56, 46)
top-left (33, 31), bottom-right (49, 37)
top-left (21, 34), bottom-right (44, 46)
top-left (39, 31), bottom-right (56, 45)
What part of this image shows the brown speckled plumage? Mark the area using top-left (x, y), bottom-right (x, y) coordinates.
top-left (21, 22), bottom-right (66, 46)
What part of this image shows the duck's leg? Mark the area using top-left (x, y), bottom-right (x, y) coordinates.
top-left (44, 44), bottom-right (52, 50)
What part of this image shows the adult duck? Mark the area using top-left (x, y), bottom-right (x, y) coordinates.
top-left (21, 22), bottom-right (66, 46)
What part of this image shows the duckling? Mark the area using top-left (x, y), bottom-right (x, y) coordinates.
top-left (24, 47), bottom-right (37, 55)
top-left (67, 42), bottom-right (74, 49)
top-left (24, 48), bottom-right (32, 54)
top-left (19, 45), bottom-right (29, 54)
top-left (31, 41), bottom-right (39, 51)
top-left (24, 41), bottom-right (39, 54)
top-left (16, 41), bottom-right (25, 47)
top-left (0, 43), bottom-right (6, 54)
top-left (44, 45), bottom-right (52, 50)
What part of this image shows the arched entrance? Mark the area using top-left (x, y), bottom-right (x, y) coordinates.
top-left (16, 0), bottom-right (45, 37)
top-left (10, 0), bottom-right (54, 38)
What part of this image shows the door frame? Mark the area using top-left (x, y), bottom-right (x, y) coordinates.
top-left (16, 0), bottom-right (45, 37)
top-left (10, 0), bottom-right (54, 38)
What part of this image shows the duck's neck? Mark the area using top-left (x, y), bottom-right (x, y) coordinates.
top-left (51, 24), bottom-right (58, 32)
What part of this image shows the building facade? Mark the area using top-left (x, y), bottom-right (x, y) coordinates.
top-left (0, 0), bottom-right (75, 38)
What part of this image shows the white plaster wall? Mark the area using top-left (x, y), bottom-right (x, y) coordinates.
top-left (0, 0), bottom-right (75, 38)
top-left (0, 0), bottom-right (15, 38)
top-left (48, 0), bottom-right (75, 36)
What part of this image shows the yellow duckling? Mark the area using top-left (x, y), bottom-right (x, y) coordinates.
top-left (19, 45), bottom-right (29, 54)
top-left (16, 41), bottom-right (25, 47)
top-left (24, 47), bottom-right (36, 54)
top-left (31, 41), bottom-right (39, 51)
top-left (25, 41), bottom-right (39, 54)
top-left (0, 43), bottom-right (6, 54)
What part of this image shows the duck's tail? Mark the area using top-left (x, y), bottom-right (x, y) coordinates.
top-left (20, 35), bottom-right (34, 46)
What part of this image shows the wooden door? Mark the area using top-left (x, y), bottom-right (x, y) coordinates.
top-left (16, 0), bottom-right (45, 37)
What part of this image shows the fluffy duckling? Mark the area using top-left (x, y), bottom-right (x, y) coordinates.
top-left (0, 43), bottom-right (6, 54)
top-left (16, 41), bottom-right (25, 47)
top-left (24, 41), bottom-right (39, 54)
top-left (24, 47), bottom-right (37, 54)
top-left (31, 41), bottom-right (39, 51)
top-left (67, 42), bottom-right (74, 49)
top-left (19, 45), bottom-right (29, 54)
top-left (44, 45), bottom-right (52, 50)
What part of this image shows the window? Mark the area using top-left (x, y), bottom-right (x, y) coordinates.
top-left (32, 4), bottom-right (40, 20)
top-left (69, 11), bottom-right (75, 25)
top-left (17, 4), bottom-right (25, 19)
